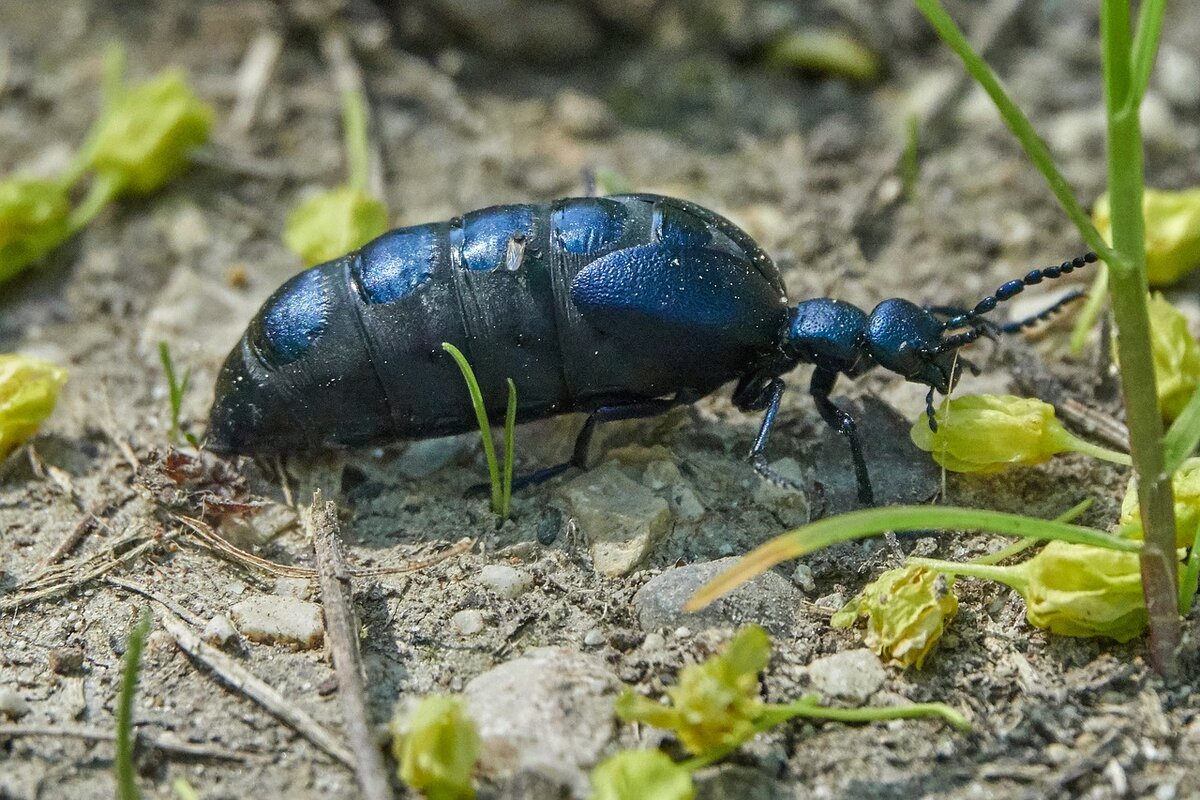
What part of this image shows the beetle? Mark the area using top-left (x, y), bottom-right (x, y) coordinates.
top-left (207, 193), bottom-right (1094, 504)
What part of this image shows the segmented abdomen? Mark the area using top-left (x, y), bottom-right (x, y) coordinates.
top-left (207, 195), bottom-right (780, 455)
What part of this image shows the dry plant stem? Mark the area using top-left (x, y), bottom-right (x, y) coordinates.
top-left (230, 29), bottom-right (283, 134)
top-left (162, 613), bottom-right (356, 769)
top-left (320, 29), bottom-right (385, 199)
top-left (0, 724), bottom-right (252, 761)
top-left (1101, 0), bottom-right (1179, 677)
top-left (307, 493), bottom-right (391, 800)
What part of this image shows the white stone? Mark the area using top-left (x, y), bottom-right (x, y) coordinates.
top-left (202, 614), bottom-right (239, 647)
top-left (478, 564), bottom-right (532, 599)
top-left (451, 609), bottom-right (486, 636)
top-left (230, 596), bottom-right (324, 649)
top-left (806, 649), bottom-right (887, 704)
top-left (0, 688), bottom-right (29, 718)
top-left (1155, 45), bottom-right (1200, 109)
top-left (463, 647), bottom-right (621, 790)
top-left (668, 485), bottom-right (706, 521)
top-left (583, 628), bottom-right (605, 648)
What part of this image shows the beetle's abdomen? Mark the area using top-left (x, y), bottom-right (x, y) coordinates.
top-left (208, 194), bottom-right (786, 455)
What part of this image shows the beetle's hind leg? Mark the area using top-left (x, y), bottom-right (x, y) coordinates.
top-left (467, 397), bottom-right (678, 495)
top-left (736, 377), bottom-right (808, 496)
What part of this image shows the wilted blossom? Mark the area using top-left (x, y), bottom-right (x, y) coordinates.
top-left (390, 694), bottom-right (480, 800)
top-left (615, 626), bottom-right (769, 755)
top-left (1093, 187), bottom-right (1200, 286)
top-left (1119, 458), bottom-right (1200, 547)
top-left (0, 354), bottom-right (69, 460)
top-left (0, 177), bottom-right (72, 283)
top-left (911, 394), bottom-right (1130, 473)
top-left (590, 749), bottom-right (695, 800)
top-left (283, 185), bottom-right (389, 266)
top-left (831, 565), bottom-right (958, 669)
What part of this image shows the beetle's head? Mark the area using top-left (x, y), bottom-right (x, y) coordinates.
top-left (865, 299), bottom-right (961, 394)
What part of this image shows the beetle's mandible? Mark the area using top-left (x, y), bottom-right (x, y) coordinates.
top-left (208, 193), bottom-right (1095, 504)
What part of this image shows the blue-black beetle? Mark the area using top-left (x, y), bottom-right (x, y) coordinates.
top-left (208, 193), bottom-right (1094, 504)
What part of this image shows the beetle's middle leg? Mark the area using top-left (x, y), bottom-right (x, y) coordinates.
top-left (808, 368), bottom-right (874, 506)
top-left (498, 397), bottom-right (679, 492)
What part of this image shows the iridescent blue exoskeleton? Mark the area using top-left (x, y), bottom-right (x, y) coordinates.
top-left (208, 194), bottom-right (1095, 505)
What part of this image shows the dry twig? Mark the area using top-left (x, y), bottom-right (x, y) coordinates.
top-left (0, 723), bottom-right (254, 762)
top-left (230, 29), bottom-right (284, 134)
top-left (307, 491), bottom-right (391, 800)
top-left (161, 612), bottom-right (356, 769)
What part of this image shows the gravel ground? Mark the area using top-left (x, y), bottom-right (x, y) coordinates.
top-left (3, 1), bottom-right (1200, 798)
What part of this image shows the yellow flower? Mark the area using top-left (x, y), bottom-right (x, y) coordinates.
top-left (1094, 188), bottom-right (1200, 286)
top-left (1119, 458), bottom-right (1200, 547)
top-left (590, 750), bottom-right (695, 800)
top-left (917, 541), bottom-right (1149, 642)
top-left (283, 186), bottom-right (389, 266)
top-left (0, 177), bottom-right (72, 283)
top-left (1146, 294), bottom-right (1200, 422)
top-left (615, 626), bottom-right (769, 755)
top-left (831, 565), bottom-right (958, 669)
top-left (911, 394), bottom-right (1129, 473)
top-left (390, 694), bottom-right (480, 800)
top-left (0, 354), bottom-right (68, 460)
top-left (88, 70), bottom-right (213, 195)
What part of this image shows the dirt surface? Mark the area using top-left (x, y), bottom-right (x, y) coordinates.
top-left (3, 1), bottom-right (1200, 798)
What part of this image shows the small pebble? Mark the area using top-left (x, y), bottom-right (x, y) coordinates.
top-left (451, 609), bottom-right (486, 636)
top-left (230, 596), bottom-right (324, 649)
top-left (642, 632), bottom-right (666, 652)
top-left (553, 90), bottom-right (617, 138)
top-left (673, 626), bottom-right (692, 639)
top-left (478, 564), bottom-right (532, 599)
top-left (0, 687), bottom-right (30, 719)
top-left (806, 649), bottom-right (886, 704)
top-left (202, 615), bottom-right (239, 647)
top-left (668, 485), bottom-right (705, 521)
top-left (642, 460), bottom-right (682, 490)
top-left (583, 629), bottom-right (606, 648)
top-left (273, 577), bottom-right (312, 599)
top-left (791, 564), bottom-right (816, 593)
top-left (48, 647), bottom-right (84, 675)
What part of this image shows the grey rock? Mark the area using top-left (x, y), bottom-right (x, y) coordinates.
top-left (498, 764), bottom-right (575, 800)
top-left (398, 436), bottom-right (466, 479)
top-left (790, 564), bottom-right (815, 594)
top-left (230, 596), bottom-right (324, 649)
top-left (478, 564), bottom-right (532, 599)
top-left (668, 484), bottom-right (706, 522)
top-left (559, 464), bottom-right (671, 576)
top-left (634, 557), bottom-right (801, 635)
top-left (805, 649), bottom-right (887, 704)
top-left (695, 765), bottom-right (795, 800)
top-left (463, 647), bottom-right (621, 792)
top-left (752, 457), bottom-right (809, 528)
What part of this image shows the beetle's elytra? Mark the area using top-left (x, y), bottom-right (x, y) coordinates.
top-left (208, 193), bottom-right (1094, 504)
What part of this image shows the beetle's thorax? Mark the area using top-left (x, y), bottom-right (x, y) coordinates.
top-left (778, 298), bottom-right (875, 377)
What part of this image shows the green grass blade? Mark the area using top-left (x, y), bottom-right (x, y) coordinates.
top-left (684, 505), bottom-right (1140, 611)
top-left (116, 609), bottom-right (152, 800)
top-left (902, 113), bottom-right (920, 203)
top-left (1164, 384), bottom-right (1200, 473)
top-left (341, 88), bottom-right (370, 193)
top-left (971, 497), bottom-right (1093, 565)
top-left (1130, 0), bottom-right (1167, 108)
top-left (501, 378), bottom-right (517, 520)
top-left (1179, 517), bottom-right (1200, 614)
top-left (912, 0), bottom-right (1114, 260)
top-left (442, 342), bottom-right (502, 515)
top-left (158, 341), bottom-right (189, 444)
top-left (1069, 265), bottom-right (1109, 353)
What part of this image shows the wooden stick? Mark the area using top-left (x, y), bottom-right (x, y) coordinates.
top-left (307, 492), bottom-right (391, 800)
top-left (0, 723), bottom-right (253, 762)
top-left (162, 613), bottom-right (356, 769)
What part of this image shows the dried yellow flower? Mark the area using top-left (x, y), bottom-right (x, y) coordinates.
top-left (1119, 458), bottom-right (1200, 547)
top-left (615, 626), bottom-right (769, 755)
top-left (390, 694), bottom-right (480, 800)
top-left (1145, 294), bottom-right (1200, 422)
top-left (1094, 188), bottom-right (1200, 286)
top-left (0, 354), bottom-right (69, 460)
top-left (88, 70), bottom-right (213, 195)
top-left (911, 394), bottom-right (1129, 473)
top-left (0, 178), bottom-right (72, 283)
top-left (831, 565), bottom-right (958, 669)
top-left (283, 186), bottom-right (389, 266)
top-left (590, 750), bottom-right (694, 800)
